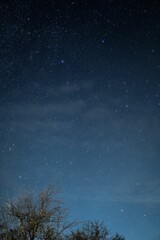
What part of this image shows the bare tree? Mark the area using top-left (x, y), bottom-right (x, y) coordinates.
top-left (68, 221), bottom-right (109, 240)
top-left (0, 187), bottom-right (74, 240)
top-left (111, 233), bottom-right (125, 240)
top-left (0, 188), bottom-right (126, 240)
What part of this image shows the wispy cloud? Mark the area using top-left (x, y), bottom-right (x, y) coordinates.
top-left (67, 177), bottom-right (160, 204)
top-left (1, 81), bottom-right (160, 206)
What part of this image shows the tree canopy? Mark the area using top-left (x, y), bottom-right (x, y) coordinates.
top-left (0, 187), bottom-right (125, 240)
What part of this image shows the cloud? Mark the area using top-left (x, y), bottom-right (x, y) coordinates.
top-left (1, 83), bottom-right (160, 154)
top-left (59, 80), bottom-right (94, 94)
top-left (1, 82), bottom-right (160, 206)
top-left (2, 100), bottom-right (84, 118)
top-left (67, 177), bottom-right (160, 204)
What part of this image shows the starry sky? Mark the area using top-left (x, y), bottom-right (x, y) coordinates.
top-left (0, 1), bottom-right (160, 239)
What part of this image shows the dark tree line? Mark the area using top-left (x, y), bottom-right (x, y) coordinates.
top-left (0, 187), bottom-right (125, 240)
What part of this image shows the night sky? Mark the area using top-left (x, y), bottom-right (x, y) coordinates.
top-left (1, 1), bottom-right (160, 239)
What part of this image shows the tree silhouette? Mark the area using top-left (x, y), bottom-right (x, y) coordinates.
top-left (68, 221), bottom-right (109, 240)
top-left (111, 233), bottom-right (125, 240)
top-left (0, 187), bottom-right (125, 240)
top-left (0, 187), bottom-right (74, 240)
